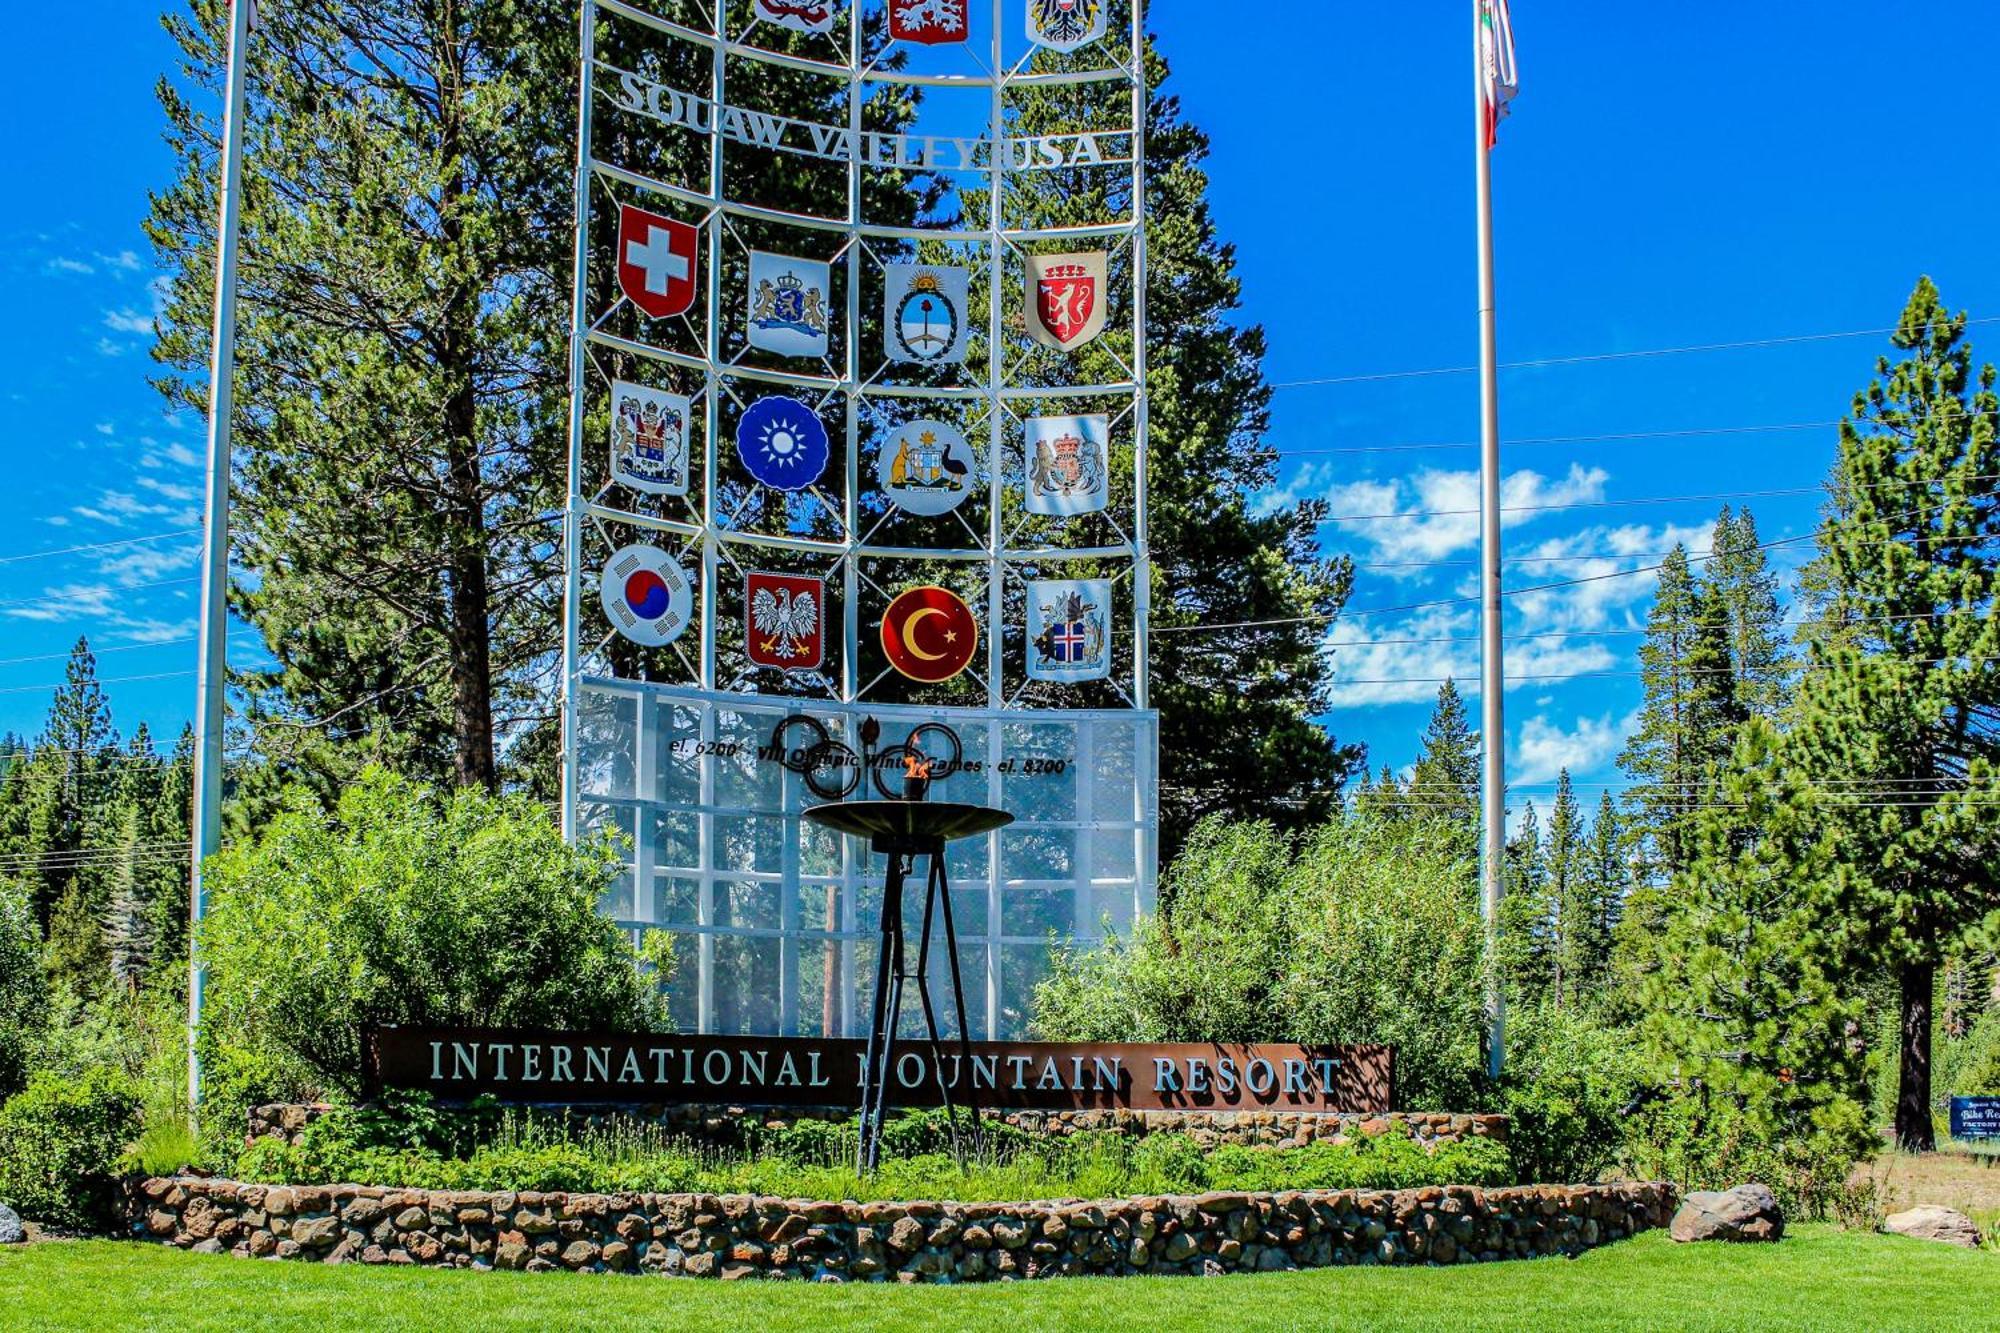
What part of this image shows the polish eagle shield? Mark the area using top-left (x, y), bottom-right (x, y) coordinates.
top-left (1026, 0), bottom-right (1104, 52)
top-left (746, 571), bottom-right (824, 670)
top-left (889, 0), bottom-right (968, 44)
top-left (1026, 252), bottom-right (1107, 350)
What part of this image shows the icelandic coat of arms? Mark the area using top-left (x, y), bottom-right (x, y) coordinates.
top-left (1027, 579), bottom-right (1111, 682)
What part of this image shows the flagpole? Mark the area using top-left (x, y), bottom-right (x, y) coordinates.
top-left (189, 0), bottom-right (255, 1117)
top-left (1474, 0), bottom-right (1507, 1081)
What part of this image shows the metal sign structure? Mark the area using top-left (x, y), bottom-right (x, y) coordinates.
top-left (561, 0), bottom-right (1154, 1040)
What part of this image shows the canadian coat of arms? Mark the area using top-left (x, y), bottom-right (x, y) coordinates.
top-left (609, 380), bottom-right (691, 497)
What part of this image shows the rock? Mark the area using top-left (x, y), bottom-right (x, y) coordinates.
top-left (1669, 1184), bottom-right (1783, 1244)
top-left (290, 1215), bottom-right (343, 1250)
top-left (886, 1217), bottom-right (925, 1254)
top-left (0, 1204), bottom-right (28, 1244)
top-left (1883, 1206), bottom-right (1982, 1250)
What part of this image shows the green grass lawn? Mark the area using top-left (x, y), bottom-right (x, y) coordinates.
top-left (0, 1225), bottom-right (1992, 1332)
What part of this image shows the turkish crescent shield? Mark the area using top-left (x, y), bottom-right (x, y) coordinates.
top-left (1027, 252), bottom-right (1108, 350)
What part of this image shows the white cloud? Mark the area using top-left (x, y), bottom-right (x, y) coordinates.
top-left (102, 308), bottom-right (152, 335)
top-left (116, 616), bottom-right (199, 645)
top-left (163, 442), bottom-right (202, 467)
top-left (1319, 463), bottom-right (1609, 567)
top-left (96, 337), bottom-right (126, 357)
top-left (136, 476), bottom-right (198, 503)
top-left (1512, 709), bottom-right (1639, 787)
top-left (98, 250), bottom-right (142, 272)
top-left (1324, 603), bottom-right (1619, 709)
top-left (4, 582), bottom-right (118, 623)
top-left (43, 256), bottom-right (93, 276)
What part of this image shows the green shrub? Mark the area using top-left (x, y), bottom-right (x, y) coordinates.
top-left (0, 1068), bottom-right (142, 1232)
top-left (1034, 813), bottom-right (1488, 1111)
top-left (1621, 1092), bottom-right (1868, 1221)
top-left (1500, 1002), bottom-right (1645, 1184)
top-left (195, 769), bottom-right (674, 1131)
top-left (229, 1111), bottom-right (1511, 1201)
top-left (0, 880), bottom-right (42, 1101)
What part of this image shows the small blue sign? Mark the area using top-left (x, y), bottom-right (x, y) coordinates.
top-left (736, 395), bottom-right (830, 492)
top-left (1950, 1096), bottom-right (2000, 1141)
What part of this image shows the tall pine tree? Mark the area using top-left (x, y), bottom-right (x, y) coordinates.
top-left (1619, 547), bottom-right (1739, 882)
top-left (1792, 277), bottom-right (2000, 1151)
top-left (1710, 505), bottom-right (1790, 719)
top-left (1406, 678), bottom-right (1480, 844)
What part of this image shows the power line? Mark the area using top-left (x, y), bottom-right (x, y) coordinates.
top-left (1156, 489), bottom-right (1992, 635)
top-left (1332, 654), bottom-right (2000, 690)
top-left (0, 670), bottom-right (193, 697)
top-left (0, 638), bottom-right (197, 670)
top-left (1267, 317), bottom-right (2000, 390)
top-left (1320, 469), bottom-right (2000, 526)
top-left (0, 528), bottom-right (201, 567)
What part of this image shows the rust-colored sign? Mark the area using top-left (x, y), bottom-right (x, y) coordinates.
top-left (365, 1029), bottom-right (1393, 1113)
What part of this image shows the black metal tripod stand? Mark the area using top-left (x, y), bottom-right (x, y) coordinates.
top-left (803, 794), bottom-right (1012, 1174)
top-left (857, 831), bottom-right (975, 1172)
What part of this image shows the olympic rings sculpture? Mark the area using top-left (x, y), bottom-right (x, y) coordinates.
top-left (768, 714), bottom-right (964, 802)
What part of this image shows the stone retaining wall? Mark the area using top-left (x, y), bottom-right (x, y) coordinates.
top-left (246, 1103), bottom-right (1505, 1151)
top-left (129, 1177), bottom-right (1671, 1281)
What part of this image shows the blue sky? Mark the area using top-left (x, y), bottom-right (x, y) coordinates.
top-left (1, 2), bottom-right (1997, 814)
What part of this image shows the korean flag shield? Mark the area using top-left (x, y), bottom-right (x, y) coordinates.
top-left (617, 205), bottom-right (698, 321)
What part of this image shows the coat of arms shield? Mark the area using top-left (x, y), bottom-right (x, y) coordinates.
top-left (1026, 0), bottom-right (1105, 53)
top-left (1026, 252), bottom-right (1108, 350)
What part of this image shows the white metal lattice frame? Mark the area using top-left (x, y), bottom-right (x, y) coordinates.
top-left (560, 0), bottom-right (1153, 1039)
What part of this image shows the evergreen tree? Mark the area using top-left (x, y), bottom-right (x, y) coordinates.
top-left (1619, 549), bottom-right (1739, 881)
top-left (0, 639), bottom-right (120, 929)
top-left (1791, 277), bottom-right (2000, 1151)
top-left (1577, 791), bottom-right (1627, 996)
top-left (1641, 718), bottom-right (1874, 1157)
top-left (1407, 678), bottom-right (1480, 842)
top-left (1542, 770), bottom-right (1587, 1008)
top-left (102, 805), bottom-right (154, 993)
top-left (1710, 505), bottom-right (1790, 718)
top-left (1502, 801), bottom-right (1550, 1000)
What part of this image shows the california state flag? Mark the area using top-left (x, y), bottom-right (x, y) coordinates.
top-left (1479, 0), bottom-right (1519, 149)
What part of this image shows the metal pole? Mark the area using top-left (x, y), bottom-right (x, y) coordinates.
top-left (1473, 0), bottom-right (1506, 1081)
top-left (188, 0), bottom-right (256, 1116)
top-left (560, 0), bottom-right (598, 842)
